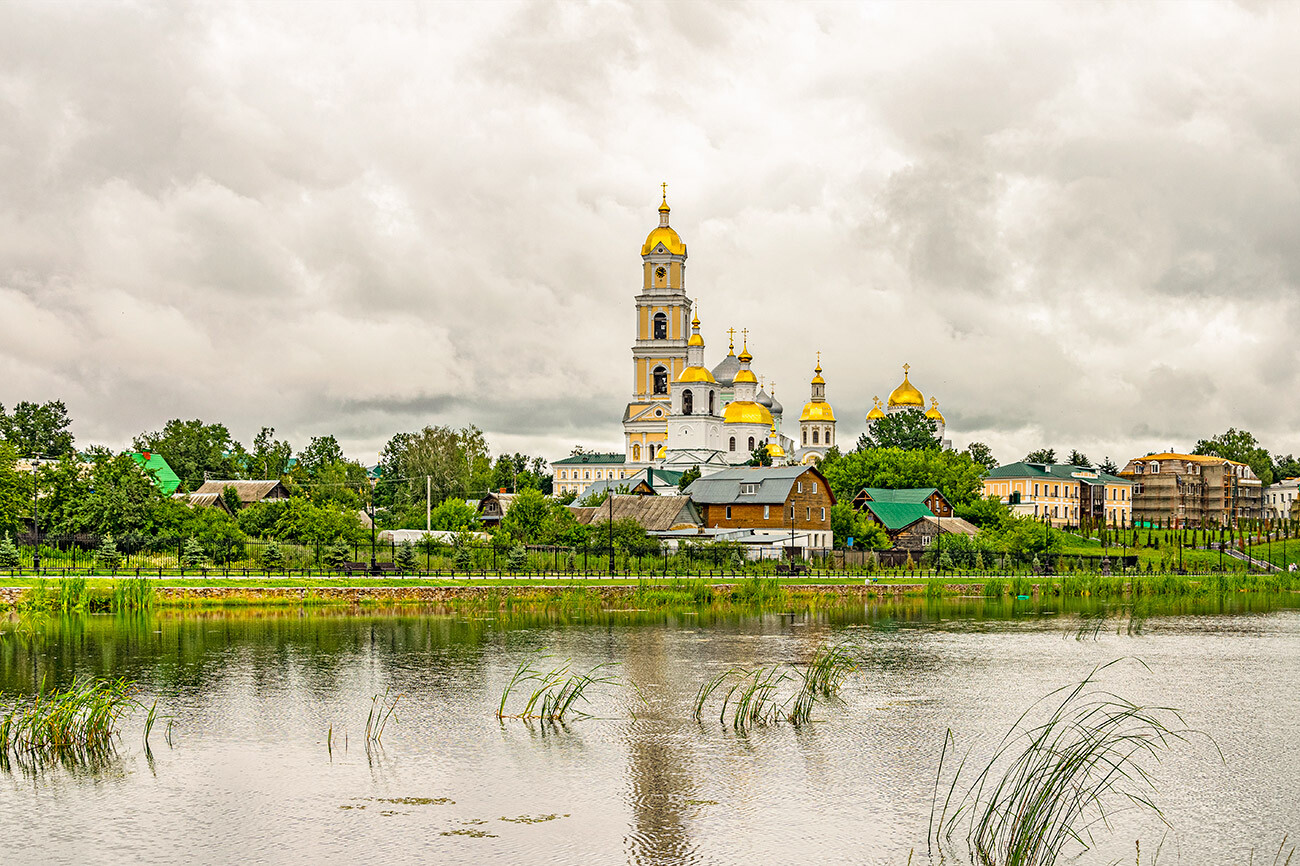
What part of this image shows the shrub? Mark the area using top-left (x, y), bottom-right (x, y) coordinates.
top-left (0, 533), bottom-right (20, 570)
top-left (97, 535), bottom-right (122, 572)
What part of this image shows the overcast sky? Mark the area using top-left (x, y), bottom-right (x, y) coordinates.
top-left (2, 0), bottom-right (1298, 469)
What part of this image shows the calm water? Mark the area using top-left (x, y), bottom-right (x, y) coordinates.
top-left (1, 596), bottom-right (1298, 865)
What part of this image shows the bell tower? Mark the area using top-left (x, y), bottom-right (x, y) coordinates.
top-left (624, 185), bottom-right (691, 465)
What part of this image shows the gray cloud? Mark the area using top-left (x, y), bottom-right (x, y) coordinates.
top-left (1, 0), bottom-right (1298, 470)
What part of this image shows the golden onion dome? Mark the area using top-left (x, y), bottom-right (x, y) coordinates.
top-left (866, 397), bottom-right (886, 421)
top-left (655, 445), bottom-right (667, 459)
top-left (723, 400), bottom-right (774, 426)
top-left (888, 365), bottom-right (924, 407)
top-left (642, 225), bottom-right (685, 256)
top-left (811, 363), bottom-right (825, 386)
top-left (677, 365), bottom-right (716, 383)
top-left (733, 368), bottom-right (758, 385)
top-left (925, 397), bottom-right (946, 423)
top-left (800, 401), bottom-right (836, 422)
top-left (766, 441), bottom-right (786, 459)
top-left (687, 332), bottom-right (705, 347)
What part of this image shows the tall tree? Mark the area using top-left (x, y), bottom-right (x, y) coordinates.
top-left (1098, 457), bottom-right (1119, 475)
top-left (1274, 454), bottom-right (1300, 482)
top-left (677, 464), bottom-right (702, 492)
top-left (377, 424), bottom-right (492, 509)
top-left (1193, 428), bottom-right (1274, 485)
top-left (858, 408), bottom-right (939, 452)
top-left (134, 419), bottom-right (242, 491)
top-left (249, 427), bottom-right (293, 480)
top-left (1024, 448), bottom-right (1056, 464)
top-left (0, 400), bottom-right (75, 457)
top-left (1067, 450), bottom-right (1091, 468)
top-left (0, 442), bottom-right (30, 534)
top-left (818, 446), bottom-right (986, 508)
top-left (296, 435), bottom-right (345, 478)
top-left (964, 442), bottom-right (999, 474)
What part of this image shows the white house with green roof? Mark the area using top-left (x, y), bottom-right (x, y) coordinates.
top-left (551, 452), bottom-right (634, 498)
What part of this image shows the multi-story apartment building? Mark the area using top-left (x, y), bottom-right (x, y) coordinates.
top-left (982, 462), bottom-right (1134, 528)
top-left (1264, 477), bottom-right (1299, 522)
top-left (1119, 453), bottom-right (1263, 527)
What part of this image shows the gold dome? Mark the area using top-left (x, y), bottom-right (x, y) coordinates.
top-left (723, 400), bottom-right (774, 426)
top-left (887, 365), bottom-right (924, 407)
top-left (687, 332), bottom-right (705, 347)
top-left (925, 397), bottom-right (946, 423)
top-left (766, 441), bottom-right (786, 459)
top-left (642, 226), bottom-right (685, 256)
top-left (866, 397), bottom-right (886, 421)
top-left (733, 368), bottom-right (758, 384)
top-left (800, 401), bottom-right (836, 422)
top-left (811, 364), bottom-right (825, 386)
top-left (677, 365), bottom-right (716, 383)
top-left (655, 445), bottom-right (667, 459)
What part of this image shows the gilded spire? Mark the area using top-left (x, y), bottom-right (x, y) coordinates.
top-left (691, 299), bottom-right (699, 327)
top-left (738, 328), bottom-right (752, 362)
top-left (727, 327), bottom-right (736, 354)
top-left (658, 181), bottom-right (670, 213)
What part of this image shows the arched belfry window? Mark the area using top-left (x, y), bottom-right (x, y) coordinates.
top-left (652, 366), bottom-right (668, 395)
top-left (812, 429), bottom-right (819, 444)
top-left (748, 436), bottom-right (755, 451)
top-left (682, 389), bottom-right (693, 415)
top-left (729, 437), bottom-right (736, 452)
top-left (632, 444), bottom-right (641, 462)
top-left (652, 312), bottom-right (667, 340)
top-left (708, 391), bottom-right (715, 415)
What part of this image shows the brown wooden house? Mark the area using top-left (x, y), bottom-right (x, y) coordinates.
top-left (683, 465), bottom-right (835, 549)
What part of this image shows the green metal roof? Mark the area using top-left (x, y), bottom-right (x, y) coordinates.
top-left (552, 453), bottom-right (626, 465)
top-left (860, 500), bottom-right (934, 531)
top-left (130, 452), bottom-right (181, 495)
top-left (858, 487), bottom-right (940, 504)
top-left (985, 462), bottom-right (1129, 486)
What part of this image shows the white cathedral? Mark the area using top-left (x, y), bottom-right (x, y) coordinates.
top-left (620, 190), bottom-right (836, 474)
top-left (551, 190), bottom-right (952, 498)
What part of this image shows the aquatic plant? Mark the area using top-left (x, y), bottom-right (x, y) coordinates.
top-left (730, 577), bottom-right (781, 605)
top-left (929, 661), bottom-right (1202, 866)
top-left (0, 677), bottom-right (147, 763)
top-left (112, 577), bottom-right (156, 611)
top-left (365, 688), bottom-right (401, 744)
top-left (693, 642), bottom-right (858, 732)
top-left (496, 657), bottom-right (626, 722)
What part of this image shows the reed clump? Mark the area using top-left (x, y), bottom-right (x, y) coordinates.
top-left (0, 677), bottom-right (149, 764)
top-left (693, 641), bottom-right (858, 732)
top-left (112, 577), bottom-right (156, 611)
top-left (929, 661), bottom-right (1202, 866)
top-left (496, 657), bottom-right (628, 722)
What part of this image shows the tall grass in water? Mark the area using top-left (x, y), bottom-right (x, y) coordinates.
top-left (112, 577), bottom-right (156, 611)
top-left (365, 688), bottom-right (401, 744)
top-left (496, 657), bottom-right (626, 722)
top-left (929, 661), bottom-right (1202, 866)
top-left (0, 677), bottom-right (148, 763)
top-left (730, 577), bottom-right (781, 605)
top-left (693, 642), bottom-right (858, 732)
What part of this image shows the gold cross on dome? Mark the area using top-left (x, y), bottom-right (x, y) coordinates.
top-left (903, 363), bottom-right (910, 375)
top-left (816, 350), bottom-right (821, 365)
top-left (727, 327), bottom-right (736, 348)
top-left (661, 181), bottom-right (668, 201)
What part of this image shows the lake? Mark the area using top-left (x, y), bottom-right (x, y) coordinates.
top-left (2, 594), bottom-right (1298, 865)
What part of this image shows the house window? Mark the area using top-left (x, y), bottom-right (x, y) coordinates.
top-left (1034, 483), bottom-right (1040, 496)
top-left (652, 312), bottom-right (667, 340)
top-left (797, 481), bottom-right (803, 493)
top-left (1053, 506), bottom-right (1058, 517)
top-left (729, 437), bottom-right (736, 452)
top-left (652, 366), bottom-right (668, 395)
top-left (725, 506), bottom-right (732, 520)
top-left (806, 507), bottom-right (811, 520)
top-left (1053, 485), bottom-right (1059, 497)
top-left (1150, 462), bottom-right (1160, 474)
top-left (922, 535), bottom-right (932, 547)
top-left (741, 483), bottom-right (757, 495)
top-left (764, 505), bottom-right (770, 519)
top-left (584, 471), bottom-right (590, 480)
top-left (812, 482), bottom-right (817, 494)
top-left (820, 507), bottom-right (825, 521)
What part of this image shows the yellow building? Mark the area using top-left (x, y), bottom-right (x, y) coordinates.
top-left (983, 461), bottom-right (1134, 528)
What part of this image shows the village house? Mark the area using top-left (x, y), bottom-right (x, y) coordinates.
top-left (856, 499), bottom-right (977, 552)
top-left (851, 487), bottom-right (954, 517)
top-left (191, 479), bottom-right (291, 507)
top-left (568, 494), bottom-right (701, 533)
top-left (683, 465), bottom-right (834, 551)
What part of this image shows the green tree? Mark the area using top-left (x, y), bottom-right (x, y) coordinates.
top-left (66, 450), bottom-right (169, 537)
top-left (376, 425), bottom-right (492, 512)
top-left (507, 542), bottom-right (527, 572)
top-left (1273, 454), bottom-right (1300, 481)
top-left (1098, 457), bottom-right (1119, 475)
top-left (452, 530), bottom-right (473, 570)
top-left (134, 419), bottom-right (243, 491)
top-left (428, 498), bottom-right (477, 531)
top-left (261, 539), bottom-right (285, 572)
top-left (96, 535), bottom-right (121, 572)
top-left (829, 502), bottom-right (889, 549)
top-left (0, 533), bottom-right (20, 569)
top-left (498, 488), bottom-right (549, 544)
top-left (296, 435), bottom-right (344, 478)
top-left (221, 484), bottom-right (242, 513)
top-left (182, 537), bottom-right (206, 569)
top-left (248, 426), bottom-right (293, 479)
top-left (1194, 428), bottom-right (1274, 485)
top-left (818, 447), bottom-right (986, 509)
top-left (964, 442), bottom-right (999, 474)
top-left (0, 400), bottom-right (75, 457)
top-left (677, 464), bottom-right (702, 492)
top-left (323, 539), bottom-right (351, 570)
top-left (0, 442), bottom-right (29, 535)
top-left (858, 408), bottom-right (939, 451)
top-left (747, 446), bottom-right (772, 466)
top-left (955, 495), bottom-right (1012, 529)
top-left (395, 540), bottom-right (418, 572)
top-left (1024, 448), bottom-right (1056, 464)
top-left (1067, 450), bottom-right (1091, 468)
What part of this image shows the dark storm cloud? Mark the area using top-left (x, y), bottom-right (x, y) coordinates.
top-left (1, 0), bottom-right (1298, 467)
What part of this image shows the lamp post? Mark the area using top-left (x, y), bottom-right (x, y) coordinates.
top-left (607, 490), bottom-right (614, 575)
top-left (32, 470), bottom-right (40, 573)
top-left (368, 474), bottom-right (379, 576)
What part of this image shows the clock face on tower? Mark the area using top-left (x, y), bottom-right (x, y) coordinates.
top-left (655, 266), bottom-right (666, 280)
